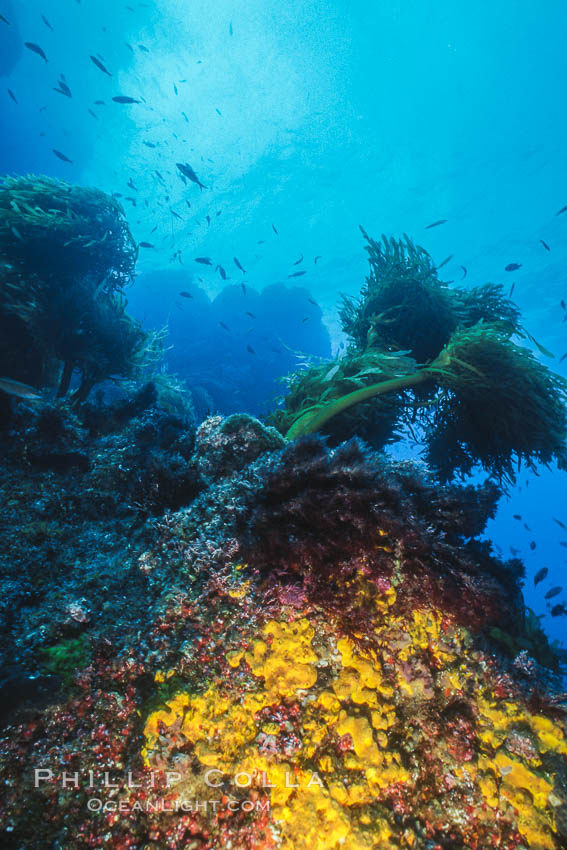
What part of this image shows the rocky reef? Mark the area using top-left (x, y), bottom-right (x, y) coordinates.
top-left (1, 414), bottom-right (566, 850)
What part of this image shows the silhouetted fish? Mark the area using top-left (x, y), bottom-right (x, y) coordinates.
top-left (42, 15), bottom-right (53, 30)
top-left (551, 603), bottom-right (567, 617)
top-left (529, 540), bottom-right (536, 550)
top-left (544, 586), bottom-right (562, 600)
top-left (176, 162), bottom-right (207, 190)
top-left (460, 266), bottom-right (467, 279)
top-left (53, 79), bottom-right (72, 97)
top-left (540, 239), bottom-right (550, 251)
top-left (272, 223), bottom-right (278, 234)
top-left (245, 311), bottom-right (256, 318)
top-left (139, 241), bottom-right (154, 248)
top-left (0, 13), bottom-right (11, 25)
top-left (241, 283), bottom-right (247, 295)
top-left (246, 345), bottom-right (256, 355)
top-left (234, 257), bottom-right (246, 274)
top-left (436, 255), bottom-right (453, 269)
top-left (554, 518), bottom-right (567, 530)
top-left (293, 254), bottom-right (303, 265)
top-left (90, 55), bottom-right (112, 76)
top-left (112, 95), bottom-right (140, 104)
top-left (25, 42), bottom-right (48, 62)
top-left (288, 271), bottom-right (306, 277)
top-left (7, 89), bottom-right (17, 104)
top-left (314, 255), bottom-right (322, 264)
top-left (556, 204), bottom-right (567, 216)
top-left (219, 321), bottom-right (231, 332)
top-left (52, 149), bottom-right (72, 163)
top-left (308, 298), bottom-right (318, 306)
top-left (534, 567), bottom-right (548, 586)
top-left (505, 263), bottom-right (522, 272)
top-left (425, 219), bottom-right (447, 229)
top-left (179, 291), bottom-right (193, 299)
top-left (195, 257), bottom-right (212, 265)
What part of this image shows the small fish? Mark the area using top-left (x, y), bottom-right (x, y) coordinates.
top-left (245, 311), bottom-right (256, 319)
top-left (288, 271), bottom-right (306, 277)
top-left (216, 210), bottom-right (222, 216)
top-left (324, 364), bottom-right (340, 381)
top-left (195, 257), bottom-right (212, 265)
top-left (52, 149), bottom-right (73, 163)
top-left (112, 96), bottom-right (140, 104)
top-left (241, 283), bottom-right (247, 295)
top-left (216, 108), bottom-right (222, 116)
top-left (42, 15), bottom-right (53, 30)
top-left (513, 514), bottom-right (522, 520)
top-left (181, 111), bottom-right (189, 123)
top-left (534, 567), bottom-right (549, 587)
top-left (561, 299), bottom-right (566, 310)
top-left (179, 291), bottom-right (193, 299)
top-left (246, 345), bottom-right (256, 355)
top-left (219, 321), bottom-right (231, 332)
top-left (308, 298), bottom-right (318, 306)
top-left (143, 141), bottom-right (156, 148)
top-left (229, 21), bottom-right (233, 35)
top-left (234, 256), bottom-right (246, 274)
top-left (425, 219), bottom-right (447, 229)
top-left (509, 283), bottom-right (515, 297)
top-left (272, 223), bottom-right (278, 234)
top-left (7, 89), bottom-right (17, 104)
top-left (94, 99), bottom-right (105, 105)
top-left (301, 316), bottom-right (310, 323)
top-left (560, 541), bottom-right (567, 548)
top-left (127, 178), bottom-right (137, 192)
top-left (186, 200), bottom-right (191, 209)
top-left (529, 540), bottom-right (536, 551)
top-left (25, 42), bottom-right (48, 62)
top-left (544, 586), bottom-right (562, 600)
top-left (206, 215), bottom-right (210, 226)
top-left (553, 518), bottom-right (567, 530)
top-left (0, 13), bottom-right (11, 25)
top-left (0, 377), bottom-right (41, 399)
top-left (314, 255), bottom-right (322, 264)
top-left (139, 241), bottom-right (154, 248)
top-left (216, 265), bottom-right (228, 280)
top-left (138, 44), bottom-right (149, 53)
top-left (556, 204), bottom-right (567, 216)
top-left (90, 55), bottom-right (112, 76)
top-left (54, 80), bottom-right (72, 97)
top-left (460, 265), bottom-right (467, 279)
top-left (436, 254), bottom-right (453, 270)
top-left (540, 239), bottom-right (550, 251)
top-left (524, 523), bottom-right (532, 531)
top-left (170, 209), bottom-right (182, 220)
top-left (293, 254), bottom-right (304, 265)
top-left (505, 263), bottom-right (522, 272)
top-left (176, 161), bottom-right (206, 190)
top-left (551, 604), bottom-right (567, 617)
top-left (174, 84), bottom-right (178, 95)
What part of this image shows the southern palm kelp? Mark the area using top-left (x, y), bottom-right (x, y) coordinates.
top-left (0, 175), bottom-right (160, 404)
top-left (275, 229), bottom-right (567, 482)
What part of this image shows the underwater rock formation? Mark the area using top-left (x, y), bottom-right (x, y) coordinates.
top-left (1, 416), bottom-right (566, 849)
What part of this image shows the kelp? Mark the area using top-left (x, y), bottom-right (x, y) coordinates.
top-left (424, 323), bottom-right (567, 481)
top-left (339, 228), bottom-right (458, 362)
top-left (0, 175), bottom-right (160, 404)
top-left (276, 229), bottom-right (567, 482)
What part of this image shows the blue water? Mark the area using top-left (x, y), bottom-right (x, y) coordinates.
top-left (2, 0), bottom-right (566, 647)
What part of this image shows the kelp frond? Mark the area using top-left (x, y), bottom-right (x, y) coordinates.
top-left (339, 228), bottom-right (458, 362)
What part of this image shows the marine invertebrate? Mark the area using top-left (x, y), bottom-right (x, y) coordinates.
top-left (0, 174), bottom-right (161, 404)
